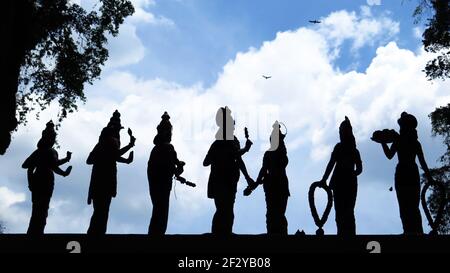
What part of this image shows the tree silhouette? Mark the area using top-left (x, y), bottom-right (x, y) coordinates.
top-left (420, 104), bottom-right (450, 234)
top-left (413, 0), bottom-right (450, 234)
top-left (414, 0), bottom-right (450, 80)
top-left (1, 0), bottom-right (134, 155)
top-left (0, 221), bottom-right (5, 234)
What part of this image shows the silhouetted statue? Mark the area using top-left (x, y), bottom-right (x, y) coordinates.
top-left (321, 117), bottom-right (362, 236)
top-left (373, 112), bottom-right (435, 235)
top-left (22, 121), bottom-right (72, 235)
top-left (87, 110), bottom-right (135, 235)
top-left (245, 121), bottom-right (290, 235)
top-left (204, 107), bottom-right (255, 235)
top-left (147, 112), bottom-right (186, 235)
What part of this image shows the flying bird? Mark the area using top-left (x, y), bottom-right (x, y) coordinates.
top-left (309, 20), bottom-right (321, 24)
top-left (262, 75), bottom-right (272, 80)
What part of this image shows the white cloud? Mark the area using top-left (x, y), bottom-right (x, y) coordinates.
top-left (0, 187), bottom-right (25, 209)
top-left (131, 8), bottom-right (175, 26)
top-left (101, 0), bottom-right (174, 68)
top-left (0, 7), bottom-right (446, 235)
top-left (367, 0), bottom-right (382, 6)
top-left (106, 24), bottom-right (146, 68)
top-left (318, 8), bottom-right (399, 52)
top-left (129, 0), bottom-right (175, 26)
top-left (0, 187), bottom-right (28, 233)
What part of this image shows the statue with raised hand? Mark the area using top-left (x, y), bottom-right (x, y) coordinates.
top-left (203, 107), bottom-right (255, 235)
top-left (86, 110), bottom-right (134, 236)
top-left (22, 121), bottom-right (72, 235)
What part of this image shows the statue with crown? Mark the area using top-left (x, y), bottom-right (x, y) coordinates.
top-left (86, 110), bottom-right (136, 235)
top-left (22, 120), bottom-right (73, 235)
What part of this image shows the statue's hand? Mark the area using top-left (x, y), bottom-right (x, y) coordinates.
top-left (65, 166), bottom-right (73, 177)
top-left (127, 151), bottom-right (134, 164)
top-left (243, 186), bottom-right (253, 197)
top-left (245, 139), bottom-right (253, 151)
top-left (128, 128), bottom-right (136, 146)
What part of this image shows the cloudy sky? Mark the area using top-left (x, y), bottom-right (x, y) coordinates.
top-left (1, 0), bottom-right (449, 235)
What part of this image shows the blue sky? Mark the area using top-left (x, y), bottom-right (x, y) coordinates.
top-left (0, 0), bottom-right (449, 235)
top-left (127, 0), bottom-right (422, 86)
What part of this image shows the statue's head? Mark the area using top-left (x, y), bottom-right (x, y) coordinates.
top-left (37, 120), bottom-right (57, 149)
top-left (398, 112), bottom-right (418, 140)
top-left (154, 111), bottom-right (173, 144)
top-left (339, 116), bottom-right (356, 148)
top-left (215, 106), bottom-right (235, 140)
top-left (269, 121), bottom-right (287, 151)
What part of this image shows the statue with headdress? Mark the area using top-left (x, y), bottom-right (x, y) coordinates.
top-left (147, 112), bottom-right (194, 235)
top-left (22, 121), bottom-right (72, 235)
top-left (86, 110), bottom-right (135, 235)
top-left (373, 112), bottom-right (438, 235)
top-left (245, 121), bottom-right (290, 235)
top-left (203, 106), bottom-right (255, 235)
top-left (318, 116), bottom-right (362, 236)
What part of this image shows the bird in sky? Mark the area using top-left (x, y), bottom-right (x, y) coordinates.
top-left (262, 75), bottom-right (272, 80)
top-left (309, 20), bottom-right (321, 24)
